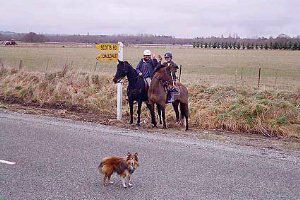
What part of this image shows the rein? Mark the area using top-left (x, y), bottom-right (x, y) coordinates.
top-left (116, 62), bottom-right (139, 83)
top-left (152, 76), bottom-right (169, 88)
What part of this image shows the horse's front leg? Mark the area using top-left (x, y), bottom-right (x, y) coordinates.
top-left (146, 103), bottom-right (157, 127)
top-left (137, 100), bottom-right (142, 126)
top-left (129, 100), bottom-right (134, 124)
top-left (161, 106), bottom-right (167, 129)
top-left (157, 104), bottom-right (162, 124)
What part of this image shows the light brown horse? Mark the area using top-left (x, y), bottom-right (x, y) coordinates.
top-left (148, 65), bottom-right (189, 130)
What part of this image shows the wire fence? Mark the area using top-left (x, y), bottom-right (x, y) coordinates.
top-left (0, 57), bottom-right (299, 91)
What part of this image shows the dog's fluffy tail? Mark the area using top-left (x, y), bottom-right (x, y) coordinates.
top-left (98, 162), bottom-right (104, 173)
top-left (99, 162), bottom-right (104, 168)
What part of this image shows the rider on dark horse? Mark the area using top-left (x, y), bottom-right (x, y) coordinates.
top-left (136, 49), bottom-right (160, 90)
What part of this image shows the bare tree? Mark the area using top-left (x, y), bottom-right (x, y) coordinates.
top-left (22, 32), bottom-right (47, 43)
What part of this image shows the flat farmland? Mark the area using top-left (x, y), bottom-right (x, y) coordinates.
top-left (0, 44), bottom-right (300, 90)
top-left (1, 43), bottom-right (299, 138)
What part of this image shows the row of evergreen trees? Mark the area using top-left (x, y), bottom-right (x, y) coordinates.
top-left (192, 41), bottom-right (300, 50)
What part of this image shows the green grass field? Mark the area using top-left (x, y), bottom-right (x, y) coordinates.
top-left (1, 44), bottom-right (300, 90)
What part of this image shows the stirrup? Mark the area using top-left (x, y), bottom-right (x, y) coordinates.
top-left (170, 87), bottom-right (180, 94)
top-left (167, 96), bottom-right (174, 103)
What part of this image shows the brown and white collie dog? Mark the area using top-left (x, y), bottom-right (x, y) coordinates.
top-left (98, 152), bottom-right (139, 188)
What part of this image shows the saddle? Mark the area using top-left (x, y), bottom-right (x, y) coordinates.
top-left (166, 84), bottom-right (180, 103)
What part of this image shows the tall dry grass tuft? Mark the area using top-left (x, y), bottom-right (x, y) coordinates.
top-left (187, 84), bottom-right (300, 138)
top-left (0, 66), bottom-right (119, 115)
top-left (0, 67), bottom-right (299, 139)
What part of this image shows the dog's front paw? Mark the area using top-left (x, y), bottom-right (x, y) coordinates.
top-left (123, 184), bottom-right (127, 188)
top-left (128, 183), bottom-right (133, 187)
top-left (109, 181), bottom-right (114, 184)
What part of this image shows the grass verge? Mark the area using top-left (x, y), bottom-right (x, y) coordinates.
top-left (1, 66), bottom-right (299, 139)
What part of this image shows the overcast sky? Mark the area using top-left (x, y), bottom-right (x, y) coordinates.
top-left (0, 0), bottom-right (299, 38)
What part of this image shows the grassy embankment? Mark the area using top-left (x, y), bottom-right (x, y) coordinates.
top-left (0, 66), bottom-right (299, 139)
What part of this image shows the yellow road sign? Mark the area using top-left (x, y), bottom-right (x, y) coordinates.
top-left (96, 44), bottom-right (119, 51)
top-left (96, 53), bottom-right (118, 62)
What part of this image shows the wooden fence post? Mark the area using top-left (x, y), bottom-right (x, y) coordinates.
top-left (19, 60), bottom-right (23, 70)
top-left (235, 68), bottom-right (238, 86)
top-left (274, 69), bottom-right (278, 88)
top-left (0, 58), bottom-right (4, 68)
top-left (45, 59), bottom-right (50, 72)
top-left (241, 67), bottom-right (244, 87)
top-left (257, 68), bottom-right (261, 88)
top-left (94, 62), bottom-right (98, 72)
top-left (179, 65), bottom-right (182, 82)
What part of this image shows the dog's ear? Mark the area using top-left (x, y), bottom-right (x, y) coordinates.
top-left (134, 152), bottom-right (138, 161)
top-left (127, 152), bottom-right (132, 159)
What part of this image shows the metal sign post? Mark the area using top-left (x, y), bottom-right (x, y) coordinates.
top-left (117, 42), bottom-right (124, 121)
top-left (95, 42), bottom-right (124, 121)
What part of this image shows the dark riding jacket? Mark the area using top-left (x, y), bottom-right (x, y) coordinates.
top-left (136, 58), bottom-right (159, 78)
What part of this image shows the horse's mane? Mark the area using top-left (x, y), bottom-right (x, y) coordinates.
top-left (122, 61), bottom-right (133, 69)
top-left (119, 60), bottom-right (140, 79)
top-left (153, 63), bottom-right (166, 75)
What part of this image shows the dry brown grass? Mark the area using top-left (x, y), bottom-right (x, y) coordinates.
top-left (0, 66), bottom-right (117, 115)
top-left (188, 84), bottom-right (300, 138)
top-left (1, 66), bottom-right (299, 139)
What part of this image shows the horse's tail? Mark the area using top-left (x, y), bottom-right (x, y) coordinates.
top-left (180, 102), bottom-right (189, 130)
top-left (180, 102), bottom-right (188, 118)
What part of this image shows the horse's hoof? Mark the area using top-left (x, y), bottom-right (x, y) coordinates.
top-left (152, 124), bottom-right (157, 128)
top-left (136, 123), bottom-right (140, 127)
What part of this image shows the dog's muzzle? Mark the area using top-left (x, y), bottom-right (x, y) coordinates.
top-left (128, 167), bottom-right (135, 174)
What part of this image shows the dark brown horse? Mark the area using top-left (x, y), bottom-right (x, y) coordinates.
top-left (113, 60), bottom-right (157, 127)
top-left (148, 65), bottom-right (189, 130)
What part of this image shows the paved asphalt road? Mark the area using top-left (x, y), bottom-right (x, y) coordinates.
top-left (0, 110), bottom-right (300, 200)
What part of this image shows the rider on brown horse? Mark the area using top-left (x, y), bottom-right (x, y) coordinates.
top-left (136, 50), bottom-right (179, 103)
top-left (162, 52), bottom-right (180, 103)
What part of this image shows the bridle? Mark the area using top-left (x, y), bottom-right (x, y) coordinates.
top-left (115, 62), bottom-right (139, 83)
top-left (152, 75), bottom-right (170, 88)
